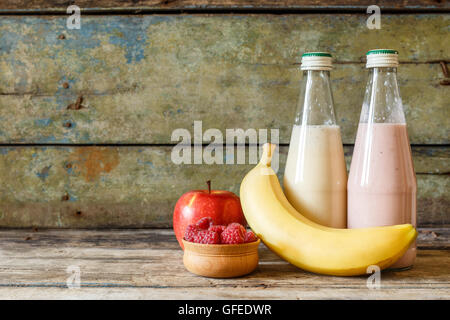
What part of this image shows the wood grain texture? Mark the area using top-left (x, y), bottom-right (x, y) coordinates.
top-left (0, 0), bottom-right (448, 12)
top-left (0, 229), bottom-right (448, 299)
top-left (0, 15), bottom-right (449, 144)
top-left (0, 146), bottom-right (447, 228)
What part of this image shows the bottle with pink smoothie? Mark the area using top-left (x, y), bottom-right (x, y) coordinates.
top-left (284, 52), bottom-right (347, 228)
top-left (348, 49), bottom-right (417, 269)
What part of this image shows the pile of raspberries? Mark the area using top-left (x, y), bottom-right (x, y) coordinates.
top-left (184, 217), bottom-right (257, 244)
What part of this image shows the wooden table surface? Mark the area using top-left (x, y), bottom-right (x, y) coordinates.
top-left (0, 228), bottom-right (448, 300)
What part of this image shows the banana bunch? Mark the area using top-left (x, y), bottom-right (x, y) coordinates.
top-left (240, 143), bottom-right (417, 276)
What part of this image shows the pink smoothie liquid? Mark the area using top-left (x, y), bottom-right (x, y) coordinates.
top-left (348, 123), bottom-right (417, 269)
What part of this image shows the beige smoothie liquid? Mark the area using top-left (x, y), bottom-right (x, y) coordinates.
top-left (284, 125), bottom-right (347, 228)
top-left (348, 124), bottom-right (417, 268)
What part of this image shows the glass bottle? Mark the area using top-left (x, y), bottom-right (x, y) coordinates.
top-left (347, 49), bottom-right (417, 269)
top-left (283, 52), bottom-right (347, 228)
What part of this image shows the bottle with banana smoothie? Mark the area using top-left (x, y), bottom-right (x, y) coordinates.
top-left (348, 49), bottom-right (417, 269)
top-left (283, 52), bottom-right (347, 228)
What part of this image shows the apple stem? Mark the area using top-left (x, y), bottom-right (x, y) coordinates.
top-left (207, 180), bottom-right (211, 194)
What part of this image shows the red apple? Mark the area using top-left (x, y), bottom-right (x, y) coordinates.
top-left (173, 181), bottom-right (246, 249)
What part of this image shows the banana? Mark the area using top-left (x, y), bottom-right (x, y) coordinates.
top-left (240, 143), bottom-right (417, 276)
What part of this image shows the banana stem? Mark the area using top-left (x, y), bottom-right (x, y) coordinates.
top-left (260, 143), bottom-right (276, 167)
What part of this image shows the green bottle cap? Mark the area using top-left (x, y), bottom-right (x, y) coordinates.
top-left (366, 49), bottom-right (399, 68)
top-left (301, 52), bottom-right (333, 71)
top-left (302, 52), bottom-right (332, 58)
top-left (367, 49), bottom-right (398, 55)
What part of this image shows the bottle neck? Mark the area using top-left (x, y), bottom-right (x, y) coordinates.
top-left (294, 70), bottom-right (337, 126)
top-left (360, 67), bottom-right (405, 124)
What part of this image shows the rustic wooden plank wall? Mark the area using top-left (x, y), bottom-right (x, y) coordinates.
top-left (0, 2), bottom-right (448, 228)
top-left (0, 146), bottom-right (448, 227)
top-left (0, 15), bottom-right (448, 144)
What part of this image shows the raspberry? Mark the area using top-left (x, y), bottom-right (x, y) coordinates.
top-left (183, 224), bottom-right (199, 242)
top-left (196, 217), bottom-right (214, 229)
top-left (244, 231), bottom-right (257, 243)
top-left (208, 225), bottom-right (226, 235)
top-left (220, 223), bottom-right (246, 244)
top-left (194, 230), bottom-right (220, 244)
top-left (227, 222), bottom-right (246, 233)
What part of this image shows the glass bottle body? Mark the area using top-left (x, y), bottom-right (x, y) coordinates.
top-left (348, 67), bottom-right (417, 268)
top-left (284, 70), bottom-right (347, 228)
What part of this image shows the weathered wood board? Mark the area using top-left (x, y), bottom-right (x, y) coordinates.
top-left (0, 229), bottom-right (448, 299)
top-left (0, 0), bottom-right (448, 12)
top-left (0, 15), bottom-right (449, 144)
top-left (0, 13), bottom-right (448, 229)
top-left (1, 64), bottom-right (448, 144)
top-left (0, 146), bottom-right (447, 228)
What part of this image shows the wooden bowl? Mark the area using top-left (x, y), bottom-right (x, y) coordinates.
top-left (182, 239), bottom-right (260, 278)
